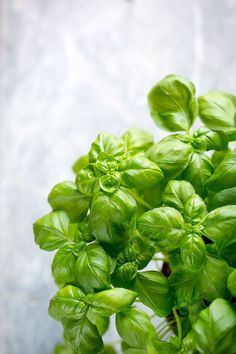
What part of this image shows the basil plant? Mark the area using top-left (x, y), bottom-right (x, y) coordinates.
top-left (34, 74), bottom-right (236, 354)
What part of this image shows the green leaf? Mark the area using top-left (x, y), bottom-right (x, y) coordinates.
top-left (48, 181), bottom-right (90, 222)
top-left (199, 255), bottom-right (230, 302)
top-left (198, 91), bottom-right (236, 130)
top-left (116, 307), bottom-right (156, 349)
top-left (207, 149), bottom-right (236, 193)
top-left (112, 262), bottom-right (138, 287)
top-left (63, 317), bottom-right (104, 354)
top-left (33, 211), bottom-right (71, 251)
top-left (211, 149), bottom-right (230, 168)
top-left (53, 342), bottom-right (76, 354)
top-left (163, 180), bottom-right (196, 212)
top-left (180, 234), bottom-right (206, 272)
top-left (75, 166), bottom-right (99, 196)
top-left (146, 338), bottom-right (179, 354)
top-left (227, 269), bottom-right (236, 297)
top-left (181, 152), bottom-right (213, 196)
top-left (119, 156), bottom-right (164, 188)
top-left (183, 194), bottom-right (207, 224)
top-left (87, 288), bottom-right (137, 317)
top-left (193, 127), bottom-right (228, 151)
top-left (192, 299), bottom-right (236, 354)
top-left (148, 74), bottom-right (197, 132)
top-left (122, 128), bottom-right (153, 155)
top-left (89, 132), bottom-right (126, 162)
top-left (123, 350), bottom-right (147, 354)
top-left (99, 172), bottom-right (121, 193)
top-left (207, 186), bottom-right (236, 210)
top-left (169, 269), bottom-right (200, 309)
top-left (48, 285), bottom-right (87, 321)
top-left (52, 243), bottom-right (77, 287)
top-left (103, 345), bottom-right (118, 354)
top-left (72, 155), bottom-right (89, 174)
top-left (86, 308), bottom-right (109, 336)
top-left (134, 271), bottom-right (173, 317)
top-left (146, 135), bottom-right (193, 179)
top-left (203, 205), bottom-right (236, 242)
top-left (75, 243), bottom-right (111, 293)
top-left (138, 207), bottom-right (185, 252)
top-left (89, 189), bottom-right (137, 253)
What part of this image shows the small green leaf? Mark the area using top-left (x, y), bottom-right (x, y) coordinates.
top-left (33, 211), bottom-right (71, 251)
top-left (53, 342), bottom-right (76, 354)
top-left (148, 74), bottom-right (197, 132)
top-left (72, 155), bottom-right (89, 174)
top-left (99, 172), bottom-right (121, 193)
top-left (75, 166), bottom-right (99, 196)
top-left (181, 152), bottom-right (213, 196)
top-left (192, 299), bottom-right (236, 354)
top-left (89, 189), bottom-right (137, 253)
top-left (180, 234), bottom-right (206, 272)
top-left (198, 91), bottom-right (236, 130)
top-left (146, 338), bottom-right (179, 354)
top-left (146, 135), bottom-right (193, 179)
top-left (183, 194), bottom-right (207, 224)
top-left (138, 207), bottom-right (185, 252)
top-left (52, 243), bottom-right (77, 287)
top-left (193, 127), bottom-right (228, 151)
top-left (163, 180), bottom-right (196, 212)
top-left (86, 308), bottom-right (109, 336)
top-left (134, 271), bottom-right (173, 317)
top-left (227, 269), bottom-right (236, 297)
top-left (116, 307), bottom-right (156, 349)
top-left (63, 317), bottom-right (104, 354)
top-left (89, 132), bottom-right (126, 162)
top-left (122, 128), bottom-right (153, 155)
top-left (203, 205), bottom-right (236, 242)
top-left (48, 181), bottom-right (90, 222)
top-left (49, 285), bottom-right (86, 321)
top-left (207, 149), bottom-right (236, 193)
top-left (75, 243), bottom-right (111, 293)
top-left (87, 288), bottom-right (137, 316)
top-left (199, 255), bottom-right (230, 302)
top-left (119, 156), bottom-right (164, 188)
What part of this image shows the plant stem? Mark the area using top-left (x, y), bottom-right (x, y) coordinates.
top-left (128, 190), bottom-right (153, 209)
top-left (173, 307), bottom-right (182, 341)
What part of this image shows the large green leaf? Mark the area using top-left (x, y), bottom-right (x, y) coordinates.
top-left (198, 91), bottom-right (236, 130)
top-left (203, 205), bottom-right (236, 242)
top-left (89, 189), bottom-right (137, 253)
top-left (134, 271), bottom-right (173, 317)
top-left (72, 155), bottom-right (89, 174)
top-left (207, 186), bottom-right (236, 210)
top-left (192, 299), bottom-right (236, 354)
top-left (199, 255), bottom-right (230, 302)
top-left (48, 181), bottom-right (90, 222)
top-left (227, 269), bottom-right (236, 297)
top-left (87, 288), bottom-right (137, 317)
top-left (146, 338), bottom-right (180, 354)
top-left (119, 156), bottom-right (164, 188)
top-left (148, 74), bottom-right (197, 132)
top-left (49, 285), bottom-right (87, 321)
top-left (63, 317), bottom-right (104, 354)
top-left (86, 309), bottom-right (109, 336)
top-left (138, 207), bottom-right (185, 252)
top-left (162, 180), bottom-right (195, 212)
top-left (116, 307), bottom-right (156, 349)
top-left (33, 211), bottom-right (71, 251)
top-left (75, 243), bottom-right (111, 293)
top-left (122, 128), bottom-right (153, 155)
top-left (146, 135), bottom-right (193, 179)
top-left (181, 152), bottom-right (213, 196)
top-left (89, 132), bottom-right (126, 162)
top-left (75, 166), bottom-right (99, 196)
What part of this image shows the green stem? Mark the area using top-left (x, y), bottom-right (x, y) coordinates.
top-left (128, 190), bottom-right (153, 210)
top-left (173, 307), bottom-right (182, 341)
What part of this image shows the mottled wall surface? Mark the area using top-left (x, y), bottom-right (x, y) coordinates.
top-left (1, 0), bottom-right (236, 353)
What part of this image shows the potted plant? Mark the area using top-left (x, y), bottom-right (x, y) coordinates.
top-left (33, 74), bottom-right (236, 354)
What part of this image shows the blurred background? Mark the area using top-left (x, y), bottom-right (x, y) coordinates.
top-left (1, 0), bottom-right (236, 353)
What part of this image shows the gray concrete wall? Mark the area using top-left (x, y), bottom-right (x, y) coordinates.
top-left (1, 0), bottom-right (236, 353)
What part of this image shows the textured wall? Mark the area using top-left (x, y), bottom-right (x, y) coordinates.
top-left (1, 0), bottom-right (236, 353)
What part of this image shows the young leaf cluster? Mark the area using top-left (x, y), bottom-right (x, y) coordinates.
top-left (34, 74), bottom-right (236, 354)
